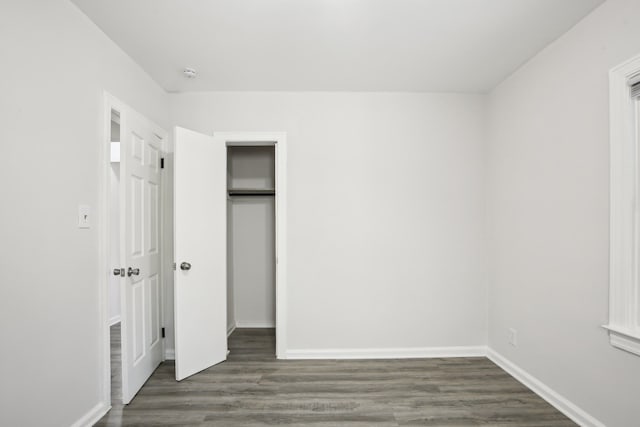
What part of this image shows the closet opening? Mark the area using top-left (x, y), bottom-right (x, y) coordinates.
top-left (226, 144), bottom-right (276, 358)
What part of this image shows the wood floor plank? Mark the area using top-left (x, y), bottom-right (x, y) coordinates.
top-left (96, 327), bottom-right (576, 426)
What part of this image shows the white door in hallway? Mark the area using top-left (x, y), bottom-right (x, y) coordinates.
top-left (119, 106), bottom-right (165, 403)
top-left (174, 127), bottom-right (227, 381)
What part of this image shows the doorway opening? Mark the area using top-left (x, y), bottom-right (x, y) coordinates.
top-left (226, 145), bottom-right (276, 357)
top-left (108, 108), bottom-right (123, 404)
top-left (101, 93), bottom-right (168, 413)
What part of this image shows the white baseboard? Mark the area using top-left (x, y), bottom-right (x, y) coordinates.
top-left (285, 346), bottom-right (487, 360)
top-left (70, 401), bottom-right (110, 427)
top-left (164, 348), bottom-right (175, 360)
top-left (486, 348), bottom-right (605, 427)
top-left (108, 315), bottom-right (121, 326)
top-left (235, 321), bottom-right (275, 328)
top-left (227, 322), bottom-right (237, 337)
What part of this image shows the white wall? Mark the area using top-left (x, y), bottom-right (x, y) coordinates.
top-left (487, 0), bottom-right (640, 425)
top-left (230, 197), bottom-right (276, 327)
top-left (228, 146), bottom-right (275, 190)
top-left (0, 1), bottom-right (168, 426)
top-left (169, 92), bottom-right (487, 353)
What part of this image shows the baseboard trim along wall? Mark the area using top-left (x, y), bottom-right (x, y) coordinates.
top-left (486, 349), bottom-right (605, 427)
top-left (71, 402), bottom-right (110, 427)
top-left (235, 321), bottom-right (275, 328)
top-left (285, 346), bottom-right (487, 360)
top-left (227, 323), bottom-right (237, 337)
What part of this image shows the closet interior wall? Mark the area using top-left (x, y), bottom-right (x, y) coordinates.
top-left (227, 146), bottom-right (276, 337)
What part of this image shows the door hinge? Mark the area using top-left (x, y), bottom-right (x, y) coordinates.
top-left (161, 327), bottom-right (165, 338)
top-left (160, 158), bottom-right (165, 169)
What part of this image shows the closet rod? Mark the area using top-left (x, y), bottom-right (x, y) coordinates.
top-left (228, 190), bottom-right (275, 196)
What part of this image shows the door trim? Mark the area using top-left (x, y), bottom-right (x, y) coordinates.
top-left (216, 132), bottom-right (288, 358)
top-left (99, 92), bottom-right (168, 410)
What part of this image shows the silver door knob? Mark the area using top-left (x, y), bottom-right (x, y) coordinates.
top-left (127, 267), bottom-right (140, 277)
top-left (113, 268), bottom-right (124, 277)
top-left (180, 262), bottom-right (191, 271)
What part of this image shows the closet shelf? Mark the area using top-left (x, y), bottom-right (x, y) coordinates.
top-left (228, 188), bottom-right (275, 196)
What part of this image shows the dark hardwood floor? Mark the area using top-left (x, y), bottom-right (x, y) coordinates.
top-left (110, 323), bottom-right (122, 405)
top-left (96, 328), bottom-right (575, 426)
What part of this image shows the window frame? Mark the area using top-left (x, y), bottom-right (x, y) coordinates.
top-left (606, 54), bottom-right (640, 357)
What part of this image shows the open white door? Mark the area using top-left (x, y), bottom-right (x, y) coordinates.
top-left (119, 107), bottom-right (165, 403)
top-left (174, 127), bottom-right (227, 381)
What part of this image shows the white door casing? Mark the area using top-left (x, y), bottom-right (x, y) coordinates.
top-left (120, 107), bottom-right (165, 403)
top-left (174, 127), bottom-right (227, 381)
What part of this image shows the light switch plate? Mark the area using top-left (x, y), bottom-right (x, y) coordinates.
top-left (78, 205), bottom-right (91, 228)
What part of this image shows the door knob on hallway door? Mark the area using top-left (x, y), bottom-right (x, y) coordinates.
top-left (180, 262), bottom-right (191, 271)
top-left (127, 267), bottom-right (140, 277)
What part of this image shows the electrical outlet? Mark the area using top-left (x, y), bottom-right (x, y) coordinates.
top-left (508, 328), bottom-right (517, 347)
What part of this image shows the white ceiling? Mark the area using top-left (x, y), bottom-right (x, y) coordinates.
top-left (71, 0), bottom-right (604, 93)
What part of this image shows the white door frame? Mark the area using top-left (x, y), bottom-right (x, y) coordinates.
top-left (216, 132), bottom-right (288, 358)
top-left (98, 92), bottom-right (168, 410)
